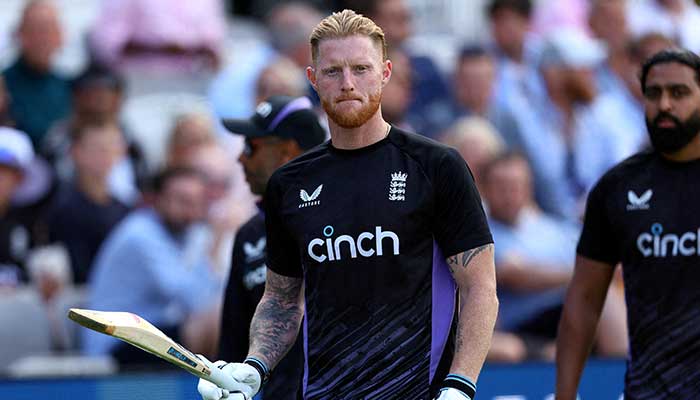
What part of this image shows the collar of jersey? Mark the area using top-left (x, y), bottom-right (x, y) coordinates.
top-left (327, 127), bottom-right (393, 156)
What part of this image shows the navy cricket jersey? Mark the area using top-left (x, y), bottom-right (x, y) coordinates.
top-left (219, 211), bottom-right (304, 399)
top-left (578, 150), bottom-right (700, 399)
top-left (264, 127), bottom-right (493, 399)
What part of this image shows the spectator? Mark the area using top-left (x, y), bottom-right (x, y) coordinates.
top-left (46, 123), bottom-right (131, 284)
top-left (381, 47), bottom-right (414, 130)
top-left (487, 0), bottom-right (534, 69)
top-left (589, 0), bottom-right (632, 94)
top-left (453, 46), bottom-right (497, 119)
top-left (481, 153), bottom-right (627, 360)
top-left (0, 128), bottom-right (37, 286)
top-left (83, 167), bottom-right (223, 364)
top-left (517, 28), bottom-right (638, 221)
top-left (440, 116), bottom-right (505, 195)
top-left (2, 0), bottom-right (71, 149)
top-left (187, 141), bottom-right (256, 273)
top-left (589, 0), bottom-right (648, 153)
top-left (449, 45), bottom-right (523, 147)
top-left (165, 113), bottom-right (217, 168)
top-left (254, 57), bottom-right (308, 105)
top-left (43, 64), bottom-right (146, 205)
top-left (627, 0), bottom-right (700, 53)
top-left (486, 0), bottom-right (542, 105)
top-left (209, 2), bottom-right (323, 119)
top-left (625, 32), bottom-right (676, 104)
top-left (89, 0), bottom-right (226, 74)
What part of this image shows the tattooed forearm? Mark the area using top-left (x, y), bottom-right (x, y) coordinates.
top-left (248, 271), bottom-right (304, 369)
top-left (447, 244), bottom-right (492, 270)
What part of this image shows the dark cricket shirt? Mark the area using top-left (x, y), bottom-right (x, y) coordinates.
top-left (219, 211), bottom-right (303, 400)
top-left (264, 127), bottom-right (493, 400)
top-left (578, 150), bottom-right (700, 399)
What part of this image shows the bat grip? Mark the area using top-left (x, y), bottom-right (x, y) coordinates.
top-left (200, 357), bottom-right (253, 395)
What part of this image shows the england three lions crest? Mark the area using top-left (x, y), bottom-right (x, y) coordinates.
top-left (389, 171), bottom-right (407, 201)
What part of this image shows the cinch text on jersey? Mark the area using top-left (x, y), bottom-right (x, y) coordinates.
top-left (637, 223), bottom-right (700, 257)
top-left (307, 225), bottom-right (400, 263)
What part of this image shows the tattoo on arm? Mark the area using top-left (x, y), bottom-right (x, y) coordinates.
top-left (249, 272), bottom-right (304, 368)
top-left (447, 244), bottom-right (491, 270)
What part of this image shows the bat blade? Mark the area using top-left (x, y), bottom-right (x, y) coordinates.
top-left (68, 308), bottom-right (248, 393)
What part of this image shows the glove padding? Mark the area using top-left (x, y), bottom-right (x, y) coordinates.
top-left (434, 387), bottom-right (473, 400)
top-left (196, 356), bottom-right (261, 400)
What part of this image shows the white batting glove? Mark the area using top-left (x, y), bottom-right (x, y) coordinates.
top-left (434, 387), bottom-right (473, 400)
top-left (198, 360), bottom-right (233, 400)
top-left (220, 361), bottom-right (262, 397)
top-left (196, 356), bottom-right (263, 400)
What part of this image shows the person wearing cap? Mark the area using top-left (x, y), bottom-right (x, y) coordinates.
top-left (556, 48), bottom-right (700, 399)
top-left (0, 127), bottom-right (38, 286)
top-left (215, 95), bottom-right (326, 400)
top-left (198, 10), bottom-right (497, 400)
top-left (513, 27), bottom-right (640, 222)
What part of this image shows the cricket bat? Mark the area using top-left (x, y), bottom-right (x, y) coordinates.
top-left (68, 308), bottom-right (248, 394)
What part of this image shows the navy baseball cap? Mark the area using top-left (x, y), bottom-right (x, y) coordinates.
top-left (222, 95), bottom-right (326, 150)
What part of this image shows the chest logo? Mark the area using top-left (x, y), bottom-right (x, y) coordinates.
top-left (389, 171), bottom-right (407, 201)
top-left (627, 189), bottom-right (652, 211)
top-left (243, 238), bottom-right (266, 263)
top-left (299, 184), bottom-right (323, 208)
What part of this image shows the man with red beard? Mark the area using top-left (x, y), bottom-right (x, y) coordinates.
top-left (197, 9), bottom-right (497, 400)
top-left (556, 48), bottom-right (700, 399)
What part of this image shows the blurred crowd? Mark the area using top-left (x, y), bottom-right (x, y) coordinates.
top-left (0, 0), bottom-right (695, 376)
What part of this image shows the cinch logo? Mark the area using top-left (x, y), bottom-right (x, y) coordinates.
top-left (307, 225), bottom-right (400, 263)
top-left (637, 223), bottom-right (700, 257)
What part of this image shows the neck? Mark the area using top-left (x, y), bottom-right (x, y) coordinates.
top-left (662, 133), bottom-right (700, 162)
top-left (506, 45), bottom-right (524, 64)
top-left (607, 53), bottom-right (628, 77)
top-left (76, 174), bottom-right (110, 204)
top-left (329, 111), bottom-right (390, 150)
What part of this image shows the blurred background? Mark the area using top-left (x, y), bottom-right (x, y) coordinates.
top-left (0, 0), bottom-right (696, 398)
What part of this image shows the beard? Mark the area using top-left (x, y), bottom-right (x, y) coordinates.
top-left (646, 110), bottom-right (700, 154)
top-left (321, 90), bottom-right (382, 128)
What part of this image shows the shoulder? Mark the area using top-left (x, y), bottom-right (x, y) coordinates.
top-left (595, 150), bottom-right (655, 189)
top-left (108, 209), bottom-right (158, 239)
top-left (2, 60), bottom-right (20, 78)
top-left (236, 211), bottom-right (265, 238)
top-left (388, 127), bottom-right (462, 169)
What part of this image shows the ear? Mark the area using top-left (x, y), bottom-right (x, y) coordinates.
top-left (306, 66), bottom-right (318, 91)
top-left (381, 59), bottom-right (393, 87)
top-left (280, 140), bottom-right (303, 164)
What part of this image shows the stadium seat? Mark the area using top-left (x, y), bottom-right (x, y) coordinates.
top-left (0, 287), bottom-right (52, 372)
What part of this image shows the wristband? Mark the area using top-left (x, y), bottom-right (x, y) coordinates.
top-left (440, 373), bottom-right (476, 399)
top-left (244, 356), bottom-right (270, 386)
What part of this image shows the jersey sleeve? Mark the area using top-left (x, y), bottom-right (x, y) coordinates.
top-left (576, 178), bottom-right (620, 265)
top-left (432, 148), bottom-right (493, 257)
top-left (264, 174), bottom-right (303, 278)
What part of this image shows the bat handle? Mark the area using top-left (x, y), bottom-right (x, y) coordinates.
top-left (200, 357), bottom-right (253, 395)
